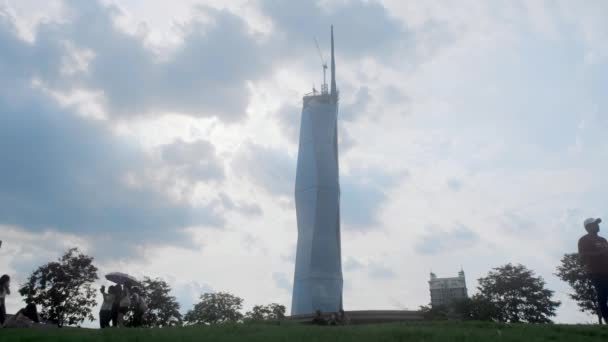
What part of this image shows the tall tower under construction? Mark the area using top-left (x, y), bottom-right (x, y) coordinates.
top-left (291, 26), bottom-right (343, 315)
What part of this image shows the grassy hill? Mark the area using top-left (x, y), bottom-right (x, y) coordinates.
top-left (2, 321), bottom-right (607, 342)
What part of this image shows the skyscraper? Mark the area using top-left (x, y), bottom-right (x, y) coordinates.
top-left (291, 26), bottom-right (343, 315)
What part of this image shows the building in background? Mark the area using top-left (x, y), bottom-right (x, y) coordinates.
top-left (429, 270), bottom-right (468, 307)
top-left (291, 26), bottom-right (343, 315)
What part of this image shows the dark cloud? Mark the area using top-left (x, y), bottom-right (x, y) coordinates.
top-left (4, 0), bottom-right (275, 121)
top-left (415, 224), bottom-right (479, 255)
top-left (0, 89), bottom-right (223, 252)
top-left (0, 15), bottom-right (226, 256)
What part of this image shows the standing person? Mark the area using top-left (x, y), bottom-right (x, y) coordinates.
top-left (578, 217), bottom-right (608, 323)
top-left (0, 274), bottom-right (10, 326)
top-left (130, 287), bottom-right (147, 327)
top-left (110, 285), bottom-right (121, 327)
top-left (99, 285), bottom-right (115, 328)
top-left (117, 285), bottom-right (131, 327)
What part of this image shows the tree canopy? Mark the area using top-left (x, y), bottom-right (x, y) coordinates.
top-left (184, 292), bottom-right (244, 325)
top-left (19, 248), bottom-right (98, 327)
top-left (141, 277), bottom-right (183, 327)
top-left (245, 303), bottom-right (286, 321)
top-left (476, 263), bottom-right (560, 323)
top-left (556, 253), bottom-right (600, 323)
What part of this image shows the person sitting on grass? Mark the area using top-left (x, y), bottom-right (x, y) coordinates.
top-left (3, 303), bottom-right (41, 328)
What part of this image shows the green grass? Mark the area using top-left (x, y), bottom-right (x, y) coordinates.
top-left (2, 321), bottom-right (608, 342)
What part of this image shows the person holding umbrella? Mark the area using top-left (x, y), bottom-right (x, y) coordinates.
top-left (117, 285), bottom-right (131, 326)
top-left (105, 272), bottom-right (139, 327)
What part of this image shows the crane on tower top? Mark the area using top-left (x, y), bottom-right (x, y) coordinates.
top-left (314, 36), bottom-right (328, 94)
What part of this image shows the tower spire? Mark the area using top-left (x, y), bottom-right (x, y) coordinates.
top-left (330, 25), bottom-right (336, 97)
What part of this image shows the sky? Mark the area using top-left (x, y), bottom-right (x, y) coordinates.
top-left (0, 0), bottom-right (607, 325)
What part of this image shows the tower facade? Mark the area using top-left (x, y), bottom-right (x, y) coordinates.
top-left (429, 270), bottom-right (468, 307)
top-left (291, 26), bottom-right (343, 315)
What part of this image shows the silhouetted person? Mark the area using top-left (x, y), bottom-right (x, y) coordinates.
top-left (130, 287), bottom-right (147, 327)
top-left (0, 274), bottom-right (10, 325)
top-left (3, 303), bottom-right (41, 328)
top-left (110, 285), bottom-right (121, 327)
top-left (578, 217), bottom-right (608, 323)
top-left (99, 285), bottom-right (115, 328)
top-left (311, 309), bottom-right (327, 325)
top-left (117, 285), bottom-right (131, 327)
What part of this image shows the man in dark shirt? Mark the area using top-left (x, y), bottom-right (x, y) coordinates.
top-left (578, 217), bottom-right (608, 323)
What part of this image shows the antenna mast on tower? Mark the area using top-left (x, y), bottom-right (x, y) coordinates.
top-left (314, 37), bottom-right (328, 94)
top-left (330, 25), bottom-right (336, 98)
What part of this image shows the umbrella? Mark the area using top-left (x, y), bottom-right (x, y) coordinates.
top-left (105, 272), bottom-right (141, 287)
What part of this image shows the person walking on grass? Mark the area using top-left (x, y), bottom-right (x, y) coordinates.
top-left (578, 217), bottom-right (608, 324)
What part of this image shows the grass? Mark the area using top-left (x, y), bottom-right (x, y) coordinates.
top-left (2, 321), bottom-right (608, 342)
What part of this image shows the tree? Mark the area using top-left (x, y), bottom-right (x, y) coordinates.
top-left (419, 297), bottom-right (496, 321)
top-left (141, 277), bottom-right (183, 327)
top-left (476, 263), bottom-right (560, 323)
top-left (184, 292), bottom-right (244, 325)
top-left (245, 303), bottom-right (286, 321)
top-left (556, 253), bottom-right (600, 323)
top-left (19, 248), bottom-right (98, 327)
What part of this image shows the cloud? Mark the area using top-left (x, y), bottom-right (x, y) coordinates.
top-left (218, 193), bottom-right (263, 217)
top-left (447, 178), bottom-right (463, 192)
top-left (274, 103), bottom-right (301, 145)
top-left (272, 272), bottom-right (292, 292)
top-left (2, 0), bottom-right (276, 122)
top-left (260, 0), bottom-right (407, 59)
top-left (232, 142), bottom-right (295, 197)
top-left (368, 262), bottom-right (397, 280)
top-left (341, 168), bottom-right (405, 231)
top-left (0, 78), bottom-right (223, 259)
top-left (343, 257), bottom-right (364, 272)
top-left (340, 86), bottom-right (371, 122)
top-left (415, 224), bottom-right (480, 255)
top-left (161, 139), bottom-right (225, 183)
